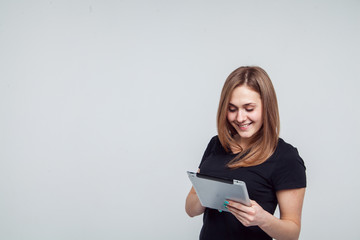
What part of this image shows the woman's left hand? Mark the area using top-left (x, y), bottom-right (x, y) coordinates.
top-left (225, 200), bottom-right (269, 227)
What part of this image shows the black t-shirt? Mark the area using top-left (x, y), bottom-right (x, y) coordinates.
top-left (198, 136), bottom-right (306, 240)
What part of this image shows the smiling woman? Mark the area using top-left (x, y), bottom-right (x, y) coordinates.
top-left (217, 66), bottom-right (280, 168)
top-left (185, 66), bottom-right (306, 240)
top-left (227, 86), bottom-right (263, 151)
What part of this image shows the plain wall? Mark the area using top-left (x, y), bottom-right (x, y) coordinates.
top-left (1, 0), bottom-right (359, 239)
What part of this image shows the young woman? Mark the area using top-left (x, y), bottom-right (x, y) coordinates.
top-left (185, 66), bottom-right (306, 240)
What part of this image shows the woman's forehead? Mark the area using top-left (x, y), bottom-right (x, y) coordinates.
top-left (229, 85), bottom-right (261, 105)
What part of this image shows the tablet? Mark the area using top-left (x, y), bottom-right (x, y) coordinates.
top-left (187, 171), bottom-right (251, 212)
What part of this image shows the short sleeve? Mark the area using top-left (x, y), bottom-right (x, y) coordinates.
top-left (198, 136), bottom-right (218, 169)
top-left (271, 145), bottom-right (307, 191)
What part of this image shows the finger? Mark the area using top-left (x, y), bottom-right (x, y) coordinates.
top-left (227, 207), bottom-right (250, 226)
top-left (226, 200), bottom-right (255, 214)
top-left (226, 204), bottom-right (249, 219)
top-left (226, 205), bottom-right (249, 219)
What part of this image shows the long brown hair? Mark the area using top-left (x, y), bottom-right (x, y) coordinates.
top-left (217, 66), bottom-right (280, 168)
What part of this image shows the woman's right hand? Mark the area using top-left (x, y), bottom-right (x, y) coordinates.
top-left (185, 186), bottom-right (205, 217)
top-left (185, 169), bottom-right (205, 217)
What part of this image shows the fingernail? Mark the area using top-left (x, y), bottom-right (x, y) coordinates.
top-left (224, 200), bottom-right (229, 205)
top-left (218, 210), bottom-right (222, 213)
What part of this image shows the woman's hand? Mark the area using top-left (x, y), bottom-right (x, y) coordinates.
top-left (185, 169), bottom-right (205, 217)
top-left (185, 186), bottom-right (205, 217)
top-left (226, 188), bottom-right (305, 240)
top-left (225, 200), bottom-right (270, 227)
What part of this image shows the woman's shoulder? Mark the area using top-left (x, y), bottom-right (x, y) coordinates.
top-left (207, 135), bottom-right (221, 149)
top-left (275, 138), bottom-right (305, 166)
top-left (277, 138), bottom-right (300, 156)
top-left (204, 135), bottom-right (224, 153)
top-left (271, 138), bottom-right (307, 190)
top-left (209, 135), bottom-right (220, 144)
top-left (199, 135), bottom-right (223, 166)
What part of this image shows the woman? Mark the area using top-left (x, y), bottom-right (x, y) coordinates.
top-left (185, 66), bottom-right (306, 240)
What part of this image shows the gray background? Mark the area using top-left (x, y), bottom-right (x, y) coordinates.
top-left (1, 0), bottom-right (359, 239)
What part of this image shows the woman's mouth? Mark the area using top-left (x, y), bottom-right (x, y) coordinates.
top-left (236, 122), bottom-right (252, 130)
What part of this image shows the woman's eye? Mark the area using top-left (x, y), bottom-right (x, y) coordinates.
top-left (228, 108), bottom-right (237, 113)
top-left (245, 109), bottom-right (254, 112)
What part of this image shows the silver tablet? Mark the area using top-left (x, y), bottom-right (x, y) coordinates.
top-left (187, 171), bottom-right (251, 212)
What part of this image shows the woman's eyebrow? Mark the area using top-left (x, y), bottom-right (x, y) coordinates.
top-left (229, 102), bottom-right (256, 107)
top-left (229, 103), bottom-right (238, 108)
top-left (244, 103), bottom-right (256, 107)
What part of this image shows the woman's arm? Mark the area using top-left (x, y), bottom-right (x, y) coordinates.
top-left (185, 186), bottom-right (205, 217)
top-left (185, 169), bottom-right (205, 217)
top-left (226, 188), bottom-right (305, 240)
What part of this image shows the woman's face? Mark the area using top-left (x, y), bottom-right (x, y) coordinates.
top-left (227, 85), bottom-right (263, 146)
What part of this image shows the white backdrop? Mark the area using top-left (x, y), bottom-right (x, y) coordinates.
top-left (1, 0), bottom-right (359, 239)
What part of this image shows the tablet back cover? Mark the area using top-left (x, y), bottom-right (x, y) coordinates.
top-left (187, 171), bottom-right (251, 212)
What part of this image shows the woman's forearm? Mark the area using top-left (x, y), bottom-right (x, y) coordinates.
top-left (185, 188), bottom-right (205, 217)
top-left (259, 212), bottom-right (301, 240)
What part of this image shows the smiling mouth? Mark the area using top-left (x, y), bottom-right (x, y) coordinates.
top-left (236, 122), bottom-right (252, 128)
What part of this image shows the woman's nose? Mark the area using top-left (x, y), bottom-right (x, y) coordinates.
top-left (236, 110), bottom-right (246, 122)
